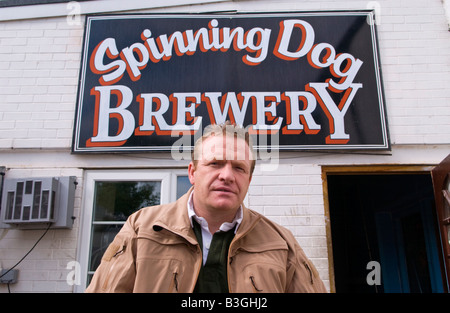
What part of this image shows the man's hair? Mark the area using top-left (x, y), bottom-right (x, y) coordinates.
top-left (191, 121), bottom-right (256, 176)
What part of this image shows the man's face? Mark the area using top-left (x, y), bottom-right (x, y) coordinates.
top-left (188, 134), bottom-right (253, 215)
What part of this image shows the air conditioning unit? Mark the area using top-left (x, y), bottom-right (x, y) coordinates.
top-left (0, 176), bottom-right (76, 229)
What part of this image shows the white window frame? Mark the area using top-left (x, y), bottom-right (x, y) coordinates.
top-left (75, 169), bottom-right (180, 292)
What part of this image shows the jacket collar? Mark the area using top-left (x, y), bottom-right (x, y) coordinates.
top-left (152, 187), bottom-right (260, 245)
top-left (187, 190), bottom-right (244, 234)
top-left (151, 187), bottom-right (198, 245)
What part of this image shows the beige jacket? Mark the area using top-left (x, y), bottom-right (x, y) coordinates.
top-left (85, 188), bottom-right (327, 293)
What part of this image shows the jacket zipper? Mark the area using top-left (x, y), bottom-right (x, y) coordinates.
top-left (226, 216), bottom-right (261, 292)
top-left (169, 272), bottom-right (179, 292)
top-left (303, 261), bottom-right (314, 285)
top-left (153, 222), bottom-right (203, 293)
top-left (190, 245), bottom-right (203, 292)
top-left (102, 247), bottom-right (125, 290)
top-left (113, 248), bottom-right (124, 258)
top-left (250, 276), bottom-right (263, 292)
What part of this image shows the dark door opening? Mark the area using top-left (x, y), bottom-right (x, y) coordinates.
top-left (327, 173), bottom-right (446, 293)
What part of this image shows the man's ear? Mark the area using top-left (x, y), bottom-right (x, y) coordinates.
top-left (188, 162), bottom-right (196, 185)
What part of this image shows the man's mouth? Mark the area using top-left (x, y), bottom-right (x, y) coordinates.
top-left (212, 186), bottom-right (235, 194)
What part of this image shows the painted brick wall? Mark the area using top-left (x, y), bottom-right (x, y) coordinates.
top-left (249, 163), bottom-right (329, 283)
top-left (0, 16), bottom-right (83, 149)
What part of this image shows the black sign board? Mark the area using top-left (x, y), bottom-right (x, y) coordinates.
top-left (72, 12), bottom-right (389, 153)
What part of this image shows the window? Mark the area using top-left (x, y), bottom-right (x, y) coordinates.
top-left (88, 180), bottom-right (162, 281)
top-left (76, 169), bottom-right (191, 291)
top-left (176, 175), bottom-right (192, 199)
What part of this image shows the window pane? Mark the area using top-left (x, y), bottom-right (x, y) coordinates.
top-left (89, 180), bottom-right (162, 274)
top-left (93, 181), bottom-right (161, 221)
top-left (176, 176), bottom-right (192, 199)
top-left (89, 224), bottom-right (123, 272)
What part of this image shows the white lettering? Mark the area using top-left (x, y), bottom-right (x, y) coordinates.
top-left (171, 93), bottom-right (203, 132)
top-left (247, 92), bottom-right (283, 133)
top-left (90, 38), bottom-right (127, 85)
top-left (366, 261), bottom-right (381, 286)
top-left (307, 82), bottom-right (362, 143)
top-left (120, 43), bottom-right (150, 81)
top-left (242, 27), bottom-right (271, 65)
top-left (329, 53), bottom-right (363, 91)
top-left (87, 87), bottom-right (361, 147)
top-left (66, 1), bottom-right (81, 26)
top-left (282, 91), bottom-right (320, 134)
top-left (181, 297), bottom-right (215, 310)
top-left (136, 93), bottom-right (172, 134)
top-left (203, 92), bottom-right (250, 126)
top-left (90, 18), bottom-right (363, 93)
top-left (66, 261), bottom-right (81, 286)
top-left (274, 19), bottom-right (315, 61)
top-left (308, 43), bottom-right (336, 68)
top-left (88, 85), bottom-right (135, 145)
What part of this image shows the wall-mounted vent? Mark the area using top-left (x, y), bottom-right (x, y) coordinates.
top-left (1, 176), bottom-right (76, 229)
top-left (4, 178), bottom-right (58, 224)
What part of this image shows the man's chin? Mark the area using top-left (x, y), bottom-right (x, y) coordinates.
top-left (210, 198), bottom-right (240, 212)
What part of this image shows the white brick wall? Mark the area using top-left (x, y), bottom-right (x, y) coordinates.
top-left (0, 16), bottom-right (83, 149)
top-left (376, 0), bottom-right (450, 144)
top-left (249, 163), bottom-right (329, 282)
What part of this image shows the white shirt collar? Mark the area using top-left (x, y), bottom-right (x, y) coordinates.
top-left (187, 191), bottom-right (243, 234)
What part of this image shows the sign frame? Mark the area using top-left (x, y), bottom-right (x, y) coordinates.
top-left (72, 11), bottom-right (390, 153)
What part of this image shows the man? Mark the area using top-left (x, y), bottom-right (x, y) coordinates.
top-left (86, 122), bottom-right (326, 293)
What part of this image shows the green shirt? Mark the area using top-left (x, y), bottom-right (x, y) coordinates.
top-left (192, 220), bottom-right (236, 293)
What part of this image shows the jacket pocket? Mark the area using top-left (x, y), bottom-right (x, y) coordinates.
top-left (135, 257), bottom-right (184, 293)
top-left (242, 262), bottom-right (287, 293)
top-left (230, 241), bottom-right (288, 293)
top-left (134, 231), bottom-right (201, 292)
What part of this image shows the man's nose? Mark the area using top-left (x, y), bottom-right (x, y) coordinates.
top-left (218, 162), bottom-right (235, 182)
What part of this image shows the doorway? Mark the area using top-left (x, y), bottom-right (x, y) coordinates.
top-left (326, 169), bottom-right (446, 293)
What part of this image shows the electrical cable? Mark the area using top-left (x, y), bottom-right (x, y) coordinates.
top-left (0, 167), bottom-right (5, 214)
top-left (0, 223), bottom-right (52, 280)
